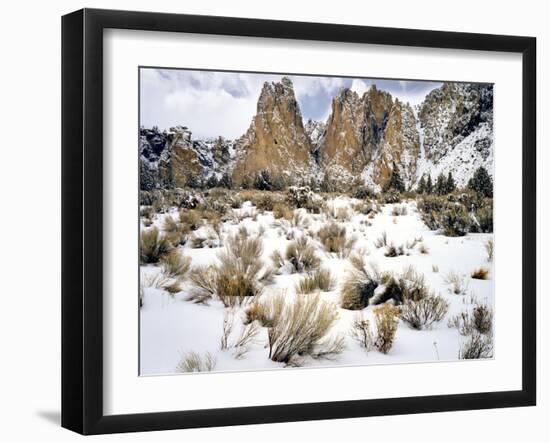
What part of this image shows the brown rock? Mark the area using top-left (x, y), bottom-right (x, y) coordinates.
top-left (232, 77), bottom-right (313, 185)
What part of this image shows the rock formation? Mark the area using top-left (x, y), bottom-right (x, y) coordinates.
top-left (232, 77), bottom-right (314, 185)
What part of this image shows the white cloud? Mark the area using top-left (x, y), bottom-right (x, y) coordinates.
top-left (140, 69), bottom-right (442, 138)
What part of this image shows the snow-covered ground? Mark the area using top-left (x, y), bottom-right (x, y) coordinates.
top-left (140, 195), bottom-right (494, 376)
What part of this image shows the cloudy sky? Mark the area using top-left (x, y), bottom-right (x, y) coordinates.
top-left (140, 68), bottom-right (442, 140)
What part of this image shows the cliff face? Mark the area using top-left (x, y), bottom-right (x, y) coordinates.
top-left (140, 79), bottom-right (493, 191)
top-left (232, 77), bottom-right (314, 185)
top-left (416, 82), bottom-right (494, 187)
top-left (374, 99), bottom-right (420, 186)
top-left (319, 86), bottom-right (418, 188)
top-left (419, 82), bottom-right (493, 162)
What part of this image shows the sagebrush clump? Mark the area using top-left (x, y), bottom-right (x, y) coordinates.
top-left (257, 293), bottom-right (344, 365)
top-left (318, 222), bottom-right (356, 257)
top-left (374, 304), bottom-right (400, 354)
top-left (176, 351), bottom-right (217, 373)
top-left (296, 268), bottom-right (335, 294)
top-left (187, 230), bottom-right (272, 306)
top-left (140, 227), bottom-right (172, 263)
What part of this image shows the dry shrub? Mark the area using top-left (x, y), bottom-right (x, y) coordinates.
top-left (176, 351), bottom-right (216, 373)
top-left (160, 250), bottom-right (192, 279)
top-left (270, 249), bottom-right (285, 270)
top-left (273, 203), bottom-right (293, 220)
top-left (187, 265), bottom-right (217, 304)
top-left (296, 269), bottom-right (335, 294)
top-left (384, 243), bottom-right (405, 257)
top-left (188, 231), bottom-right (272, 307)
top-left (140, 227), bottom-right (172, 263)
top-left (485, 238), bottom-right (494, 262)
top-left (374, 231), bottom-right (388, 248)
top-left (255, 193), bottom-right (275, 211)
top-left (318, 222), bottom-right (356, 257)
top-left (391, 205), bottom-right (408, 216)
top-left (418, 243), bottom-right (429, 254)
top-left (244, 299), bottom-right (269, 325)
top-left (459, 333), bottom-right (493, 359)
top-left (349, 312), bottom-right (374, 352)
top-left (140, 205), bottom-right (154, 219)
top-left (340, 254), bottom-right (382, 310)
top-left (374, 304), bottom-right (400, 354)
top-left (353, 201), bottom-right (375, 215)
top-left (471, 266), bottom-right (490, 280)
top-left (448, 311), bottom-right (475, 336)
top-left (285, 237), bottom-right (320, 273)
top-left (400, 294), bottom-right (449, 330)
top-left (432, 264), bottom-right (439, 273)
top-left (179, 209), bottom-right (202, 230)
top-left (220, 309), bottom-right (234, 350)
top-left (448, 302), bottom-right (493, 336)
top-left (444, 271), bottom-right (469, 295)
top-left (340, 273), bottom-right (378, 310)
top-left (232, 322), bottom-right (261, 359)
top-left (260, 293), bottom-right (344, 364)
top-left (163, 215), bottom-right (180, 233)
top-left (473, 303), bottom-right (493, 334)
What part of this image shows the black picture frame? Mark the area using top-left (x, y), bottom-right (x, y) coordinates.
top-left (62, 8), bottom-right (537, 435)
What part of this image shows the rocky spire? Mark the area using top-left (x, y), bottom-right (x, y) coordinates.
top-left (232, 77), bottom-right (314, 185)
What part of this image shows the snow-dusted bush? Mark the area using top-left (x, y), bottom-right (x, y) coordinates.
top-left (472, 303), bottom-right (493, 334)
top-left (287, 185), bottom-right (313, 208)
top-left (384, 243), bottom-right (405, 257)
top-left (296, 268), bottom-right (335, 294)
top-left (162, 215), bottom-right (179, 233)
top-left (349, 312), bottom-right (374, 352)
top-left (380, 189), bottom-right (402, 204)
top-left (352, 185), bottom-right (375, 199)
top-left (353, 200), bottom-right (376, 215)
top-left (438, 204), bottom-right (470, 237)
top-left (474, 203), bottom-right (493, 233)
top-left (340, 255), bottom-right (381, 310)
top-left (188, 231), bottom-right (272, 307)
top-left (318, 222), bottom-right (356, 257)
top-left (140, 189), bottom-right (165, 207)
top-left (261, 293), bottom-right (344, 364)
top-left (160, 250), bottom-right (192, 279)
top-left (374, 231), bottom-right (388, 249)
top-left (449, 302), bottom-right (493, 336)
top-left (255, 193), bottom-right (275, 211)
top-left (187, 265), bottom-right (217, 304)
top-left (179, 209), bottom-right (202, 231)
top-left (140, 227), bottom-right (172, 264)
top-left (374, 304), bottom-right (400, 354)
top-left (176, 351), bottom-right (216, 373)
top-left (285, 237), bottom-right (320, 273)
top-left (340, 274), bottom-right (379, 310)
top-left (391, 205), bottom-right (408, 216)
top-left (272, 202), bottom-right (293, 220)
top-left (459, 332), bottom-right (493, 359)
top-left (400, 294), bottom-right (449, 330)
top-left (324, 204), bottom-right (351, 222)
top-left (444, 271), bottom-right (469, 295)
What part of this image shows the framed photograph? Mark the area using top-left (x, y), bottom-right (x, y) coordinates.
top-left (62, 8), bottom-right (536, 435)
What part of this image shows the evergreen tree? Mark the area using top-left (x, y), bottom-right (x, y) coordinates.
top-left (468, 166), bottom-right (493, 198)
top-left (426, 175), bottom-right (433, 194)
top-left (435, 173), bottom-right (447, 195)
top-left (383, 163), bottom-right (405, 193)
top-left (254, 170), bottom-right (274, 191)
top-left (446, 171), bottom-right (456, 194)
top-left (417, 175), bottom-right (426, 194)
